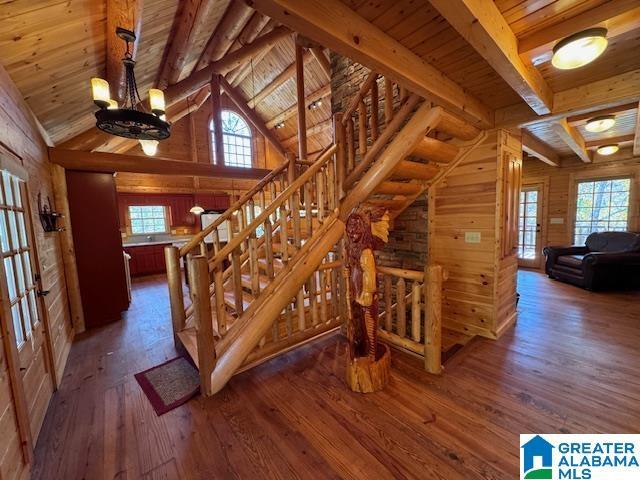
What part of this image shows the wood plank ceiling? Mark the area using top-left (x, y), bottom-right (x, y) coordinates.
top-left (0, 0), bottom-right (639, 164)
top-left (0, 0), bottom-right (332, 156)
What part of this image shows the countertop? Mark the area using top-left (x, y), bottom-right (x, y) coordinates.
top-left (122, 237), bottom-right (193, 248)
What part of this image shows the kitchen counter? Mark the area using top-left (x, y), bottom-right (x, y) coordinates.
top-left (122, 236), bottom-right (193, 248)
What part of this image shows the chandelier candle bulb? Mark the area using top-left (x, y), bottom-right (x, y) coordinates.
top-left (149, 89), bottom-right (166, 116)
top-left (139, 139), bottom-right (159, 156)
top-left (91, 78), bottom-right (111, 108)
top-left (107, 99), bottom-right (118, 110)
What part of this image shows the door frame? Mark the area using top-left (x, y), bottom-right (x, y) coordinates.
top-left (518, 177), bottom-right (549, 269)
top-left (0, 146), bottom-right (56, 463)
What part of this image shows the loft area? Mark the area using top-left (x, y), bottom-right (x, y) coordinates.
top-left (0, 1), bottom-right (639, 479)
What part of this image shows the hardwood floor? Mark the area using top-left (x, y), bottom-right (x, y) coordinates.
top-left (32, 271), bottom-right (640, 479)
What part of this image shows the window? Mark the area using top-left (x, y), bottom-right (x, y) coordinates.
top-left (574, 178), bottom-right (631, 244)
top-left (210, 110), bottom-right (252, 168)
top-left (518, 189), bottom-right (539, 259)
top-left (0, 171), bottom-right (40, 347)
top-left (129, 206), bottom-right (168, 234)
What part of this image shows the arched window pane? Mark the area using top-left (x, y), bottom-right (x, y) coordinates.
top-left (210, 110), bottom-right (252, 168)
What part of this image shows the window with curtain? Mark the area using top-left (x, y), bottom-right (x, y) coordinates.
top-left (574, 178), bottom-right (631, 244)
top-left (210, 110), bottom-right (253, 168)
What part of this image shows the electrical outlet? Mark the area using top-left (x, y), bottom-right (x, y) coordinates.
top-left (465, 232), bottom-right (481, 243)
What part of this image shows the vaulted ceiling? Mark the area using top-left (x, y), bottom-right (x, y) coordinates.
top-left (1, 0), bottom-right (639, 165)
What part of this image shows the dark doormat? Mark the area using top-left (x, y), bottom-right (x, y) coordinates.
top-left (134, 356), bottom-right (200, 415)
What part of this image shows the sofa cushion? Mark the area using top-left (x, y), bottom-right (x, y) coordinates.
top-left (556, 254), bottom-right (584, 268)
top-left (585, 231), bottom-right (640, 253)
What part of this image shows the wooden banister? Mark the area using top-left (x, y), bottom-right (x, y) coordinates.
top-left (342, 71), bottom-right (379, 122)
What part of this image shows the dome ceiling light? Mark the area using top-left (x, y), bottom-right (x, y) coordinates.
top-left (596, 144), bottom-right (619, 156)
top-left (90, 27), bottom-right (170, 142)
top-left (585, 115), bottom-right (616, 133)
top-left (551, 28), bottom-right (608, 70)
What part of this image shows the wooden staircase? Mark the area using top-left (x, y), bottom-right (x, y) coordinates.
top-left (165, 72), bottom-right (486, 395)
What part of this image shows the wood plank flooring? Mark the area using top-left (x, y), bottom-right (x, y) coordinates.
top-left (32, 270), bottom-right (640, 479)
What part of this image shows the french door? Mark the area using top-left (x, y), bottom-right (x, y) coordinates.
top-left (0, 168), bottom-right (53, 449)
top-left (517, 184), bottom-right (543, 268)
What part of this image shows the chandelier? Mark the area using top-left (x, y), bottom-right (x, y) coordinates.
top-left (91, 27), bottom-right (170, 150)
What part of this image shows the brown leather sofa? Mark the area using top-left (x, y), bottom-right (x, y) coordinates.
top-left (543, 231), bottom-right (640, 291)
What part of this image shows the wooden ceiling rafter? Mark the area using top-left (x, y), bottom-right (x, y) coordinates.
top-left (584, 134), bottom-right (635, 149)
top-left (634, 102), bottom-right (640, 157)
top-left (429, 0), bottom-right (553, 115)
top-left (107, 0), bottom-right (143, 101)
top-left (228, 19), bottom-right (279, 86)
top-left (248, 0), bottom-right (494, 128)
top-left (566, 103), bottom-right (638, 125)
top-left (553, 118), bottom-right (591, 163)
top-left (521, 131), bottom-right (559, 167)
top-left (282, 119), bottom-right (332, 147)
top-left (221, 12), bottom-right (271, 82)
top-left (195, 1), bottom-right (254, 71)
top-left (309, 46), bottom-right (331, 81)
top-left (265, 84), bottom-right (331, 129)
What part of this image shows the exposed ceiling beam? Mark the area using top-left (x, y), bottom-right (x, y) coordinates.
top-left (496, 69), bottom-right (640, 129)
top-left (49, 148), bottom-right (271, 179)
top-left (309, 46), bottom-right (331, 81)
top-left (584, 134), bottom-right (635, 148)
top-left (429, 0), bottom-right (552, 115)
top-left (634, 102), bottom-right (640, 157)
top-left (196, 1), bottom-right (254, 71)
top-left (522, 131), bottom-right (559, 167)
top-left (220, 76), bottom-right (287, 157)
top-left (156, 0), bottom-right (219, 89)
top-left (266, 84), bottom-right (331, 128)
top-left (107, 0), bottom-right (143, 101)
top-left (164, 26), bottom-right (291, 106)
top-left (247, 0), bottom-right (493, 128)
top-left (248, 50), bottom-right (314, 108)
top-left (227, 19), bottom-right (278, 86)
top-left (519, 3), bottom-right (640, 59)
top-left (553, 119), bottom-right (591, 163)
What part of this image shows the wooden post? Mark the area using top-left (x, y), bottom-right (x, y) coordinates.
top-left (295, 41), bottom-right (308, 161)
top-left (51, 165), bottom-right (86, 333)
top-left (384, 77), bottom-right (394, 124)
top-left (190, 255), bottom-right (216, 396)
top-left (334, 113), bottom-right (345, 199)
top-left (370, 79), bottom-right (379, 142)
top-left (396, 277), bottom-right (406, 337)
top-left (411, 281), bottom-right (421, 342)
top-left (425, 264), bottom-right (442, 374)
top-left (287, 152), bottom-right (296, 183)
top-left (358, 100), bottom-right (367, 157)
top-left (210, 74), bottom-right (225, 166)
top-left (165, 246), bottom-right (186, 345)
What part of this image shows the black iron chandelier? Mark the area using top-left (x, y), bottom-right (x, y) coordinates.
top-left (91, 27), bottom-right (170, 154)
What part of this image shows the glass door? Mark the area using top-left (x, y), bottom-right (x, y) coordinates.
top-left (518, 185), bottom-right (543, 268)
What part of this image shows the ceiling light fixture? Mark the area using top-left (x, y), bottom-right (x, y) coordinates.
top-left (275, 122), bottom-right (285, 129)
top-left (597, 144), bottom-right (619, 156)
top-left (139, 139), bottom-right (158, 156)
top-left (190, 205), bottom-right (205, 215)
top-left (90, 27), bottom-right (170, 141)
top-left (585, 115), bottom-right (616, 133)
top-left (551, 28), bottom-right (608, 70)
top-left (308, 99), bottom-right (323, 110)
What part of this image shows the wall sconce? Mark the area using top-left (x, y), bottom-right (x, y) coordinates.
top-left (38, 194), bottom-right (64, 232)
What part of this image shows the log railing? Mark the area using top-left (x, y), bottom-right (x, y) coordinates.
top-left (376, 264), bottom-right (446, 374)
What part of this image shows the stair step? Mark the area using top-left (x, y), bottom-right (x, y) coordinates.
top-left (364, 197), bottom-right (408, 210)
top-left (412, 137), bottom-right (459, 164)
top-left (258, 257), bottom-right (284, 272)
top-left (391, 160), bottom-right (439, 180)
top-left (224, 290), bottom-right (253, 311)
top-left (437, 109), bottom-right (480, 141)
top-left (177, 328), bottom-right (199, 368)
top-left (241, 273), bottom-right (270, 291)
top-left (375, 181), bottom-right (422, 196)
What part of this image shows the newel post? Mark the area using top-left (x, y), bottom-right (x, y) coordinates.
top-left (425, 264), bottom-right (443, 374)
top-left (190, 255), bottom-right (215, 396)
top-left (165, 245), bottom-right (186, 346)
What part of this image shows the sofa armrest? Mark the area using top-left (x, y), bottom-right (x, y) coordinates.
top-left (543, 245), bottom-right (589, 275)
top-left (583, 252), bottom-right (640, 266)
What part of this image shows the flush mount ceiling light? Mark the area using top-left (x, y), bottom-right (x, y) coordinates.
top-left (190, 205), bottom-right (205, 215)
top-left (308, 99), bottom-right (323, 110)
top-left (551, 28), bottom-right (608, 70)
top-left (274, 122), bottom-right (285, 129)
top-left (585, 114), bottom-right (616, 133)
top-left (597, 144), bottom-right (619, 156)
top-left (91, 27), bottom-right (170, 141)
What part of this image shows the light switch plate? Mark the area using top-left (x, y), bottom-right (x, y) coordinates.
top-left (550, 217), bottom-right (564, 225)
top-left (465, 232), bottom-right (481, 243)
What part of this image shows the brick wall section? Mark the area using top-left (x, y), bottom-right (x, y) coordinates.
top-left (330, 54), bottom-right (428, 271)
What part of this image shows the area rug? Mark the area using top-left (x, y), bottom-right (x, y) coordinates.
top-left (134, 356), bottom-right (200, 416)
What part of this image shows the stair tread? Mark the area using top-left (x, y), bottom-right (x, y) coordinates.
top-left (241, 273), bottom-right (270, 290)
top-left (177, 328), bottom-right (199, 368)
top-left (391, 160), bottom-right (439, 180)
top-left (412, 136), bottom-right (458, 164)
top-left (224, 290), bottom-right (253, 310)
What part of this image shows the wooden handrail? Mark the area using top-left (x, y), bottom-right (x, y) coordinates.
top-left (342, 71), bottom-right (379, 122)
top-left (377, 265), bottom-right (423, 281)
top-left (343, 94), bottom-right (421, 189)
top-left (179, 161), bottom-right (289, 256)
top-left (209, 144), bottom-right (338, 270)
